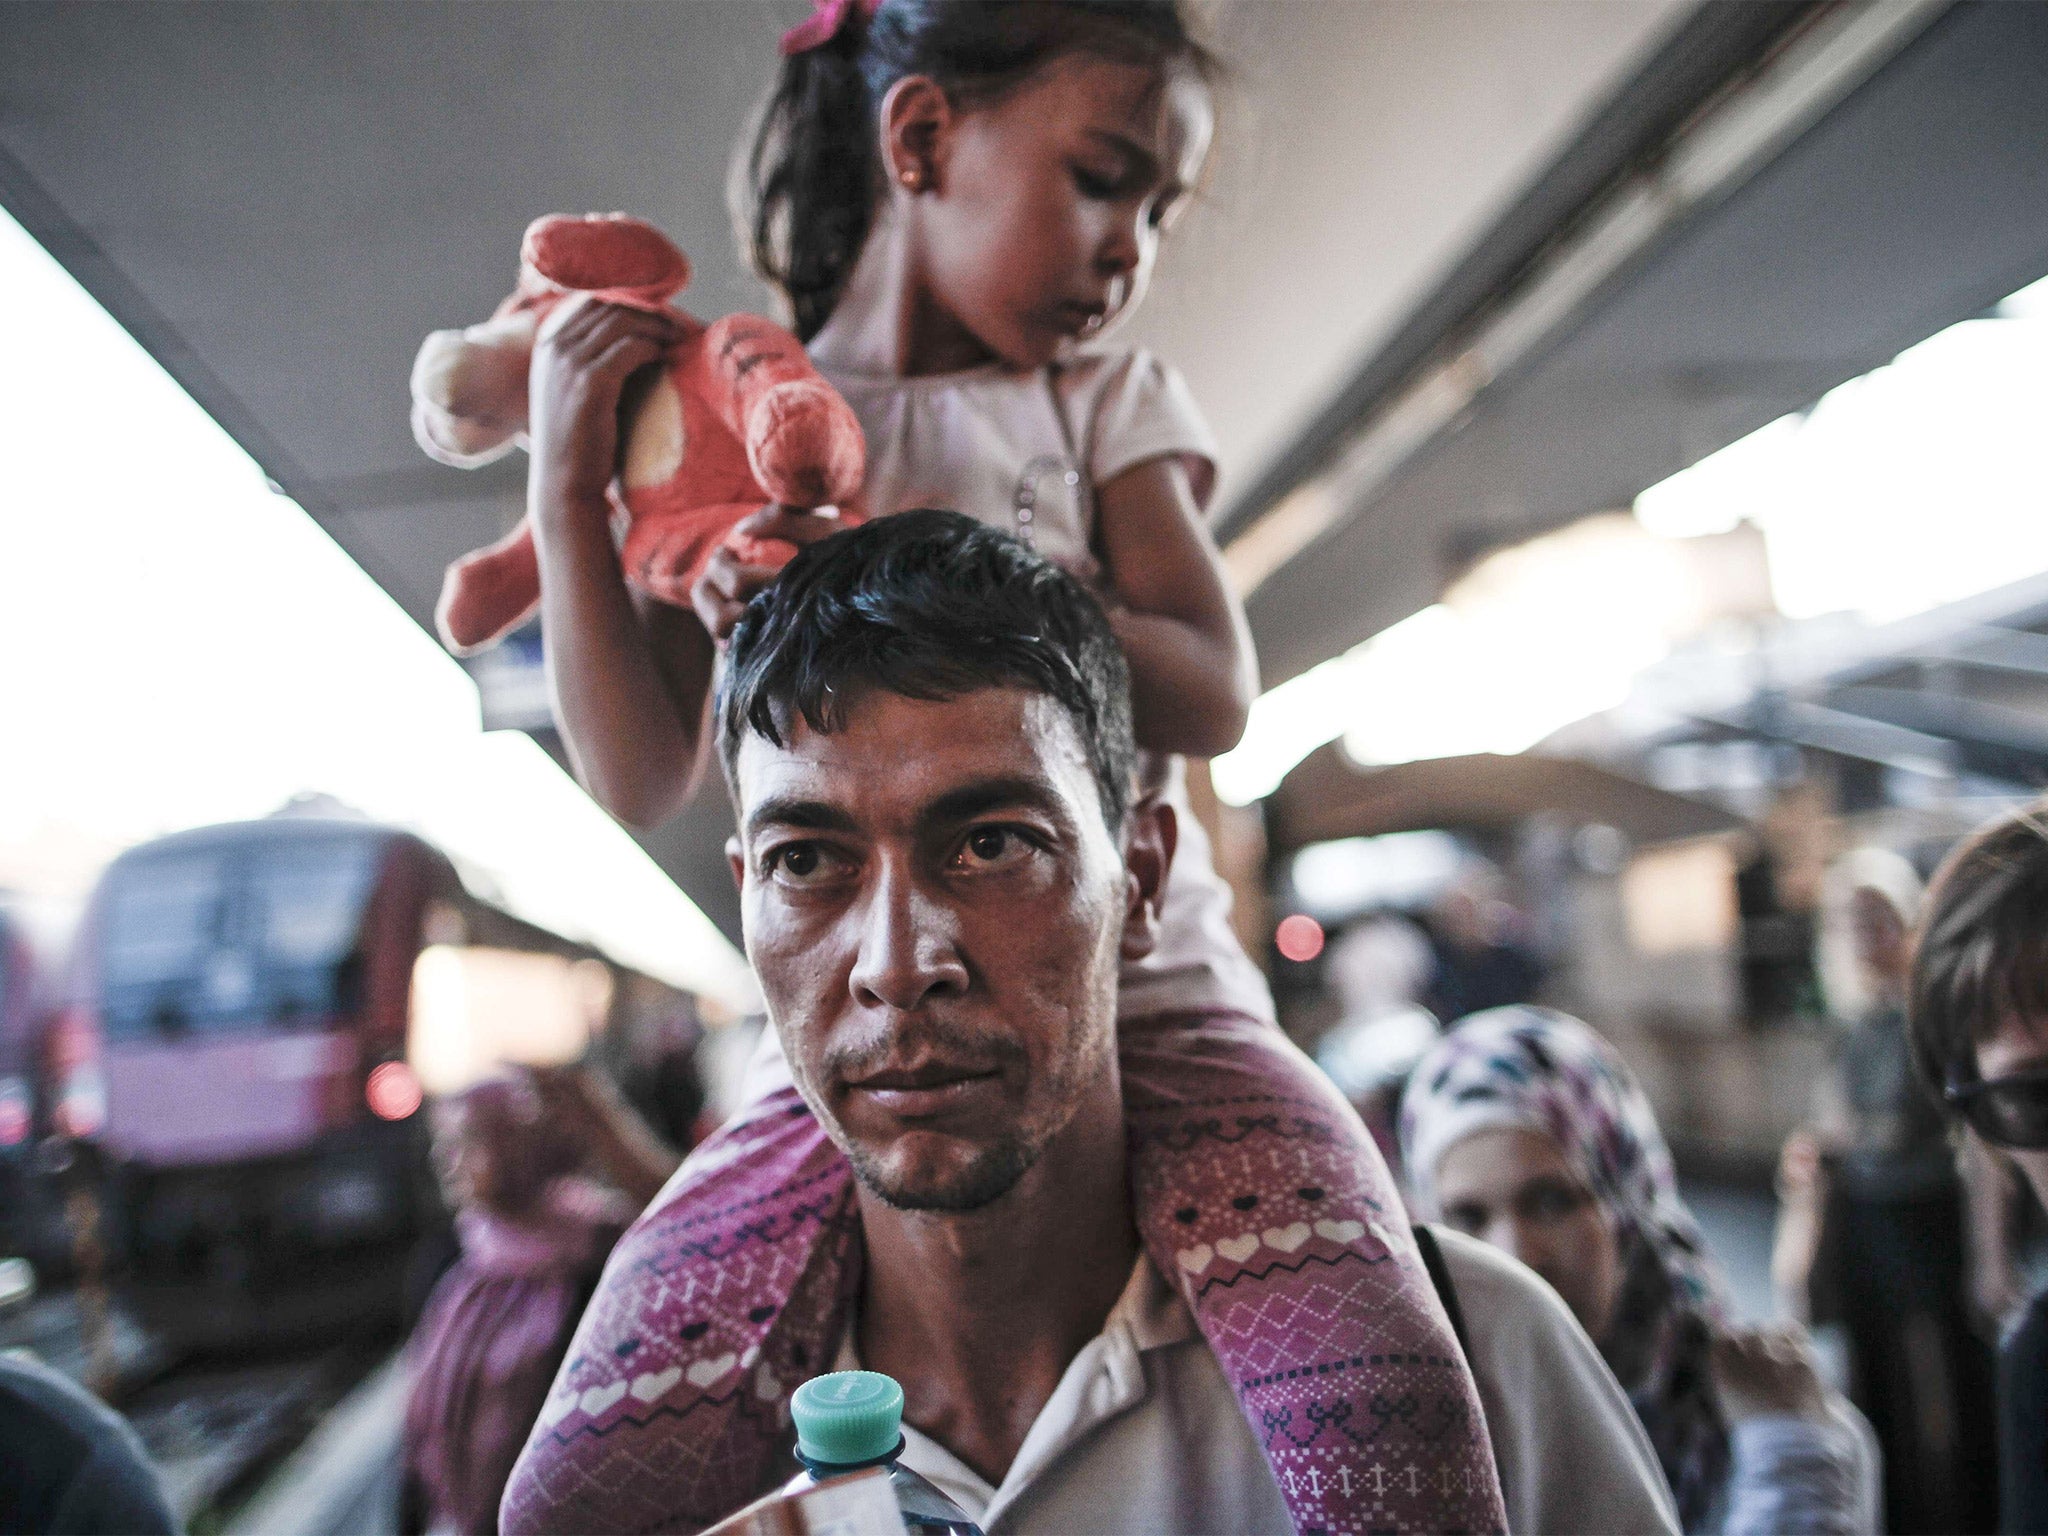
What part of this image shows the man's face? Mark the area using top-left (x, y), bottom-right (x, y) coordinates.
top-left (730, 686), bottom-right (1161, 1211)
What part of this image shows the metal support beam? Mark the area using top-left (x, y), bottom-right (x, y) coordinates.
top-left (1697, 694), bottom-right (1957, 774)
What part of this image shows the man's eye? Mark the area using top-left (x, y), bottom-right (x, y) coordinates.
top-left (764, 842), bottom-right (840, 883)
top-left (953, 826), bottom-right (1036, 870)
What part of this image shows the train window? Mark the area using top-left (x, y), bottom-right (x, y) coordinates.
top-left (255, 840), bottom-right (381, 966)
top-left (99, 839), bottom-right (383, 1038)
top-left (103, 853), bottom-right (226, 988)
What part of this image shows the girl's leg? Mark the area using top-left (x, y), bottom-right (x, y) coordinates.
top-left (1121, 1008), bottom-right (1509, 1535)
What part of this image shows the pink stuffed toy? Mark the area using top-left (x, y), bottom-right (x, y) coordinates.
top-left (411, 213), bottom-right (865, 653)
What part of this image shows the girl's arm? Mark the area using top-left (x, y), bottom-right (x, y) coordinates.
top-left (1094, 454), bottom-right (1259, 759)
top-left (528, 299), bottom-right (838, 826)
top-left (529, 297), bottom-right (709, 827)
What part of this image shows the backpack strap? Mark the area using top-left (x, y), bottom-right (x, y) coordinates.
top-left (1413, 1223), bottom-right (1471, 1356)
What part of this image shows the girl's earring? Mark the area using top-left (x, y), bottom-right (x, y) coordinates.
top-left (899, 166), bottom-right (923, 192)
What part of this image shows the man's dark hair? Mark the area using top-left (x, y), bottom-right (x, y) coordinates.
top-left (1911, 800), bottom-right (2048, 1094)
top-left (717, 510), bottom-right (1135, 829)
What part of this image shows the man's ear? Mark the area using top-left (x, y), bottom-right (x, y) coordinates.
top-left (1119, 795), bottom-right (1178, 963)
top-left (878, 75), bottom-right (953, 193)
top-left (726, 835), bottom-right (746, 894)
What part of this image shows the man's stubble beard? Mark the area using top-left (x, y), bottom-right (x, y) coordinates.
top-left (824, 1008), bottom-right (1119, 1213)
top-left (856, 995), bottom-right (1122, 1214)
top-left (792, 930), bottom-right (1125, 1213)
top-left (848, 1132), bottom-right (1040, 1213)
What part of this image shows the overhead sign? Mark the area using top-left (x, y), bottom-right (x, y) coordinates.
top-left (464, 621), bottom-right (554, 735)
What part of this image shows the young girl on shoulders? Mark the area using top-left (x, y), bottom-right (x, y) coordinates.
top-left (531, 0), bottom-right (1249, 821)
top-left (503, 6), bottom-right (1507, 1534)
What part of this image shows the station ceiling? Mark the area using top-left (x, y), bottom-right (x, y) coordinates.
top-left (1236, 0), bottom-right (2048, 686)
top-left (6, 1), bottom-right (2045, 941)
top-left (0, 0), bottom-right (1687, 939)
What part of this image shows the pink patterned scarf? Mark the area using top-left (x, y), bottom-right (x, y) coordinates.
top-left (502, 1010), bottom-right (1507, 1534)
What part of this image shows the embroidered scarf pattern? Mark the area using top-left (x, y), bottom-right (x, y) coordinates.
top-left (502, 1010), bottom-right (1507, 1534)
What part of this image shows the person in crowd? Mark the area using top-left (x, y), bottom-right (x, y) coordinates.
top-left (1315, 914), bottom-right (1441, 1184)
top-left (0, 1348), bottom-right (179, 1535)
top-left (508, 0), bottom-right (1507, 1526)
top-left (1402, 1005), bottom-right (1880, 1535)
top-left (587, 993), bottom-right (711, 1153)
top-left (400, 1067), bottom-right (666, 1536)
top-left (1777, 848), bottom-right (2000, 1533)
top-left (529, 1060), bottom-right (684, 1208)
top-left (1419, 864), bottom-right (1545, 1026)
top-left (1911, 800), bottom-right (2048, 1534)
top-left (503, 513), bottom-right (1679, 1534)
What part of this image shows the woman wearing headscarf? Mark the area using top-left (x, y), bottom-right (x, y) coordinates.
top-left (1401, 1006), bottom-right (1878, 1535)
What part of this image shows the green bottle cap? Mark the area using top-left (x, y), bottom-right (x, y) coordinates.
top-left (790, 1370), bottom-right (905, 1466)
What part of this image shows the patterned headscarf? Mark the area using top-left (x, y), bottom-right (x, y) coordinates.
top-left (1399, 1006), bottom-right (1732, 1531)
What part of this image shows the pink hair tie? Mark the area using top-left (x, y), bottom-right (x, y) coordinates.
top-left (780, 0), bottom-right (878, 57)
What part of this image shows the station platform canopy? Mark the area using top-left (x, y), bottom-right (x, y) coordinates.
top-left (5, 1), bottom-right (2045, 940)
top-left (1269, 747), bottom-right (1744, 855)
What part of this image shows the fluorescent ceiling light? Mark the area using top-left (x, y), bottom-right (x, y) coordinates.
top-left (1290, 830), bottom-right (1465, 918)
top-left (1214, 515), bottom-right (1759, 804)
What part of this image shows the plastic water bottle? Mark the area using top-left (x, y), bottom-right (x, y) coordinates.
top-left (789, 1370), bottom-right (986, 1535)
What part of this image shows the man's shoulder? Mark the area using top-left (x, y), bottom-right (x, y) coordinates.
top-left (1422, 1226), bottom-right (1682, 1536)
top-left (1423, 1222), bottom-right (1633, 1407)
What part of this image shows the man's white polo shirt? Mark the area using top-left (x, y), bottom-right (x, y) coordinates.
top-left (836, 1225), bottom-right (1680, 1535)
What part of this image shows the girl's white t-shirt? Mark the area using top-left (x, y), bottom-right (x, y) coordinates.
top-left (820, 346), bottom-right (1274, 1025)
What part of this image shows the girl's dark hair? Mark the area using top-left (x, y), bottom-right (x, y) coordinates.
top-left (738, 0), bottom-right (1219, 342)
top-left (1910, 799), bottom-right (2048, 1095)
